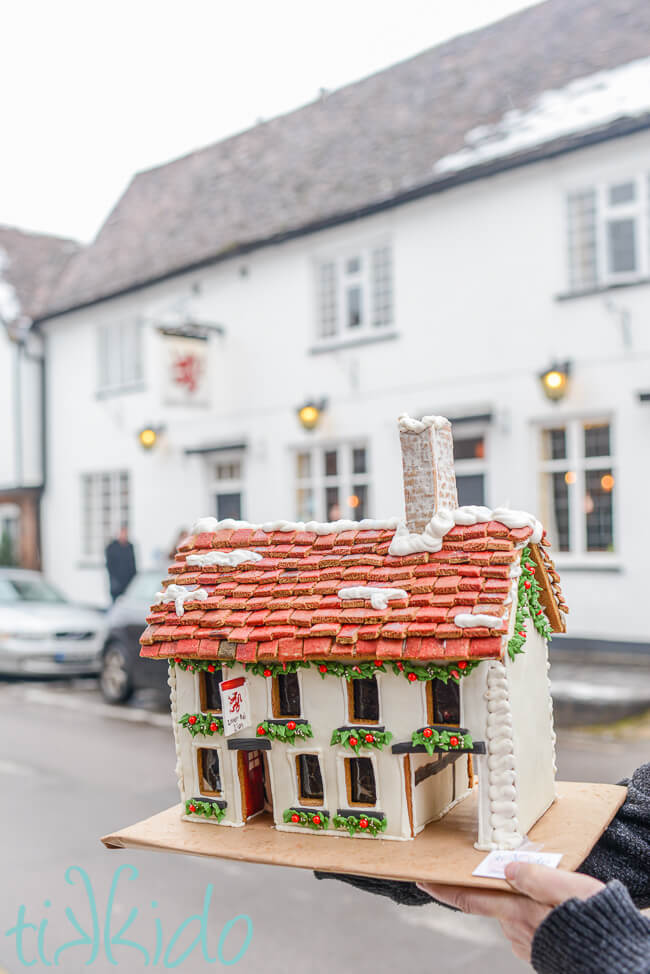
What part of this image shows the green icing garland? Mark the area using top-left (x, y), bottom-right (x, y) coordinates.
top-left (411, 726), bottom-right (473, 755)
top-left (185, 799), bottom-right (226, 822)
top-left (255, 720), bottom-right (314, 744)
top-left (507, 546), bottom-right (553, 661)
top-left (330, 727), bottom-right (393, 753)
top-left (332, 813), bottom-right (387, 837)
top-left (283, 808), bottom-right (329, 829)
top-left (179, 713), bottom-right (224, 737)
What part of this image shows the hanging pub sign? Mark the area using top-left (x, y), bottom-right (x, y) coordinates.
top-left (161, 332), bottom-right (209, 406)
top-left (219, 676), bottom-right (252, 737)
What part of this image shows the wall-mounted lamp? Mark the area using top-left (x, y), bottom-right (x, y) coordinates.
top-left (138, 424), bottom-right (166, 450)
top-left (539, 362), bottom-right (571, 403)
top-left (297, 399), bottom-right (328, 431)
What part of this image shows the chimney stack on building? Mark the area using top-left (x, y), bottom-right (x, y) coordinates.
top-left (398, 415), bottom-right (458, 533)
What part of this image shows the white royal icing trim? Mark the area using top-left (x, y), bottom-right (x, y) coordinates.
top-left (388, 505), bottom-right (543, 557)
top-left (191, 516), bottom-right (401, 536)
top-left (397, 412), bottom-right (449, 433)
top-left (484, 660), bottom-right (524, 850)
top-left (454, 613), bottom-right (506, 629)
top-left (338, 586), bottom-right (408, 610)
top-left (154, 583), bottom-right (208, 617)
top-left (186, 549), bottom-right (263, 568)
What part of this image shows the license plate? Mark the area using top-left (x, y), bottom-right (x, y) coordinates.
top-left (54, 652), bottom-right (66, 662)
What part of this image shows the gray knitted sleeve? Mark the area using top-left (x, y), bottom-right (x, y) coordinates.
top-left (531, 881), bottom-right (650, 974)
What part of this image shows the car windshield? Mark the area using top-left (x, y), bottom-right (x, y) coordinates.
top-left (0, 576), bottom-right (67, 604)
top-left (123, 572), bottom-right (163, 602)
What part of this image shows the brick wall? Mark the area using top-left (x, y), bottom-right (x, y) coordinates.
top-left (399, 420), bottom-right (458, 532)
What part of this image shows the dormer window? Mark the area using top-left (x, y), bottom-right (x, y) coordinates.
top-left (348, 677), bottom-right (379, 724)
top-left (200, 669), bottom-right (223, 713)
top-left (272, 672), bottom-right (301, 718)
top-left (427, 679), bottom-right (460, 726)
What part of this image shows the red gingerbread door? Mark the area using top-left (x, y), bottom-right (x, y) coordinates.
top-left (239, 750), bottom-right (265, 819)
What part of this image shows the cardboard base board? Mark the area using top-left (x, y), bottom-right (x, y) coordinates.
top-left (102, 781), bottom-right (625, 891)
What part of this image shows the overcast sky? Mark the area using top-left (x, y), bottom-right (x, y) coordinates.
top-left (1, 0), bottom-right (539, 242)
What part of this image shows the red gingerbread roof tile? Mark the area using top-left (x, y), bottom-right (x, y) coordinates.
top-left (141, 514), bottom-right (566, 664)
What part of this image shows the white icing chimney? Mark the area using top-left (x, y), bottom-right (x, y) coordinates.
top-left (398, 414), bottom-right (458, 533)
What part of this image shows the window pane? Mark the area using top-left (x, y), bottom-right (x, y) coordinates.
top-left (349, 483), bottom-right (368, 521)
top-left (276, 673), bottom-right (301, 717)
top-left (607, 218), bottom-right (637, 273)
top-left (567, 189), bottom-right (597, 291)
top-left (202, 670), bottom-right (223, 712)
top-left (295, 452), bottom-right (311, 479)
top-left (349, 757), bottom-right (376, 805)
top-left (352, 677), bottom-right (379, 722)
top-left (431, 679), bottom-right (460, 725)
top-left (317, 261), bottom-right (337, 338)
top-left (540, 472), bottom-right (571, 552)
top-left (325, 487), bottom-right (340, 521)
top-left (199, 749), bottom-right (221, 794)
top-left (324, 450), bottom-right (338, 476)
top-left (456, 474), bottom-right (485, 507)
top-left (608, 181), bottom-right (635, 205)
top-left (216, 492), bottom-right (241, 520)
top-left (541, 427), bottom-right (567, 461)
top-left (296, 487), bottom-right (315, 521)
top-left (454, 436), bottom-right (485, 461)
top-left (352, 447), bottom-right (367, 474)
top-left (371, 245), bottom-right (393, 327)
top-left (297, 754), bottom-right (324, 802)
top-left (585, 469), bottom-right (614, 552)
top-left (345, 256), bottom-right (361, 274)
top-left (584, 423), bottom-right (610, 458)
top-left (346, 285), bottom-right (362, 328)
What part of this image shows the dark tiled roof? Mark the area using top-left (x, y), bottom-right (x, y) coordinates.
top-left (140, 519), bottom-right (561, 663)
top-left (0, 225), bottom-right (79, 321)
top-left (43, 0), bottom-right (650, 317)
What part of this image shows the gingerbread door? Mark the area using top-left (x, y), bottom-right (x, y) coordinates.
top-left (239, 750), bottom-right (265, 819)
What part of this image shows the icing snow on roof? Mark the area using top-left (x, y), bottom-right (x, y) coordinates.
top-left (141, 511), bottom-right (564, 665)
top-left (0, 250), bottom-right (21, 323)
top-left (434, 56), bottom-right (650, 175)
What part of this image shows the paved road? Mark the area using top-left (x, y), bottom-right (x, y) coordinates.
top-left (0, 679), bottom-right (647, 974)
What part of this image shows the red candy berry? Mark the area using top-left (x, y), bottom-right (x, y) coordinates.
top-left (188, 804), bottom-right (196, 813)
top-left (319, 664), bottom-right (328, 673)
top-left (263, 668), bottom-right (272, 677)
top-left (189, 665), bottom-right (195, 672)
top-left (353, 666), bottom-right (361, 673)
top-left (407, 672), bottom-right (417, 682)
top-left (257, 726), bottom-right (266, 735)
top-left (349, 737), bottom-right (358, 747)
top-left (365, 733), bottom-right (374, 743)
top-left (423, 727), bottom-right (433, 738)
top-left (209, 722), bottom-right (218, 732)
top-left (287, 720), bottom-right (296, 731)
top-left (374, 660), bottom-right (383, 668)
top-left (519, 631), bottom-right (526, 637)
top-left (537, 609), bottom-right (543, 616)
top-left (450, 669), bottom-right (460, 679)
top-left (188, 715), bottom-right (197, 725)
top-left (449, 736), bottom-right (459, 747)
top-left (396, 662), bottom-right (404, 671)
top-left (291, 813), bottom-right (300, 823)
top-left (174, 657), bottom-right (182, 664)
top-left (207, 664), bottom-right (216, 672)
top-left (458, 661), bottom-right (467, 670)
top-left (312, 815), bottom-right (321, 826)
top-left (524, 580), bottom-right (531, 590)
top-left (359, 818), bottom-right (369, 829)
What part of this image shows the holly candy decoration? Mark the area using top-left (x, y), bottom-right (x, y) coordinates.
top-left (450, 669), bottom-right (460, 679)
top-left (524, 580), bottom-right (531, 589)
top-left (423, 727), bottom-right (433, 738)
top-left (263, 669), bottom-right (272, 677)
top-left (257, 726), bottom-right (266, 735)
top-left (207, 664), bottom-right (216, 672)
top-left (319, 664), bottom-right (328, 673)
top-left (312, 815), bottom-right (321, 826)
top-left (458, 661), bottom-right (467, 670)
top-left (291, 813), bottom-right (300, 823)
top-left (396, 662), bottom-right (404, 671)
top-left (174, 657), bottom-right (182, 664)
top-left (365, 733), bottom-right (374, 743)
top-left (359, 818), bottom-right (369, 829)
top-left (188, 804), bottom-right (197, 813)
top-left (407, 672), bottom-right (417, 682)
top-left (209, 722), bottom-right (218, 732)
top-left (287, 720), bottom-right (296, 731)
top-left (449, 736), bottom-right (459, 747)
top-left (349, 736), bottom-right (358, 747)
top-left (188, 715), bottom-right (197, 725)
top-left (374, 660), bottom-right (383, 667)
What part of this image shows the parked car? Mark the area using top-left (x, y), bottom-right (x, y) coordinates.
top-left (0, 568), bottom-right (106, 676)
top-left (100, 569), bottom-right (168, 703)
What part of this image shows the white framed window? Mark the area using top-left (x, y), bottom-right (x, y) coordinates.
top-left (538, 420), bottom-right (615, 556)
top-left (294, 443), bottom-right (370, 521)
top-left (81, 470), bottom-right (130, 559)
top-left (97, 319), bottom-right (144, 393)
top-left (453, 425), bottom-right (488, 507)
top-left (566, 175), bottom-right (649, 291)
top-left (210, 451), bottom-right (245, 521)
top-left (315, 242), bottom-right (393, 342)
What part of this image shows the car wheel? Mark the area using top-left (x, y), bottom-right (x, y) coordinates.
top-left (100, 644), bottom-right (134, 704)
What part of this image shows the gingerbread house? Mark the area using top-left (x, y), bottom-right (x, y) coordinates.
top-left (141, 414), bottom-right (567, 848)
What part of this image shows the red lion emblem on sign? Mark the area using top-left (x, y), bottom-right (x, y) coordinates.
top-left (172, 353), bottom-right (202, 394)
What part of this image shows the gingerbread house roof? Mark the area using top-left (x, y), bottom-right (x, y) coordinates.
top-left (140, 510), bottom-right (567, 666)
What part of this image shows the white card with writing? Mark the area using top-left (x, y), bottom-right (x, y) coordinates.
top-left (473, 849), bottom-right (563, 879)
top-left (219, 676), bottom-right (251, 737)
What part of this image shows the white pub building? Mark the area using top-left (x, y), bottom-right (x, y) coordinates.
top-left (28, 0), bottom-right (650, 654)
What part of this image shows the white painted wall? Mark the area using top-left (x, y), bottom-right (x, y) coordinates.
top-left (40, 129), bottom-right (650, 641)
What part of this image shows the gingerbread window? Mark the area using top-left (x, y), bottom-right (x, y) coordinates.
top-left (198, 748), bottom-right (222, 796)
top-left (272, 672), bottom-right (301, 718)
top-left (346, 756), bottom-right (377, 806)
top-left (347, 676), bottom-right (379, 724)
top-left (200, 669), bottom-right (223, 713)
top-left (426, 678), bottom-right (460, 726)
top-left (296, 754), bottom-right (324, 805)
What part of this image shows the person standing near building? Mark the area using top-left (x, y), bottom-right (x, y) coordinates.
top-left (105, 525), bottom-right (136, 602)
